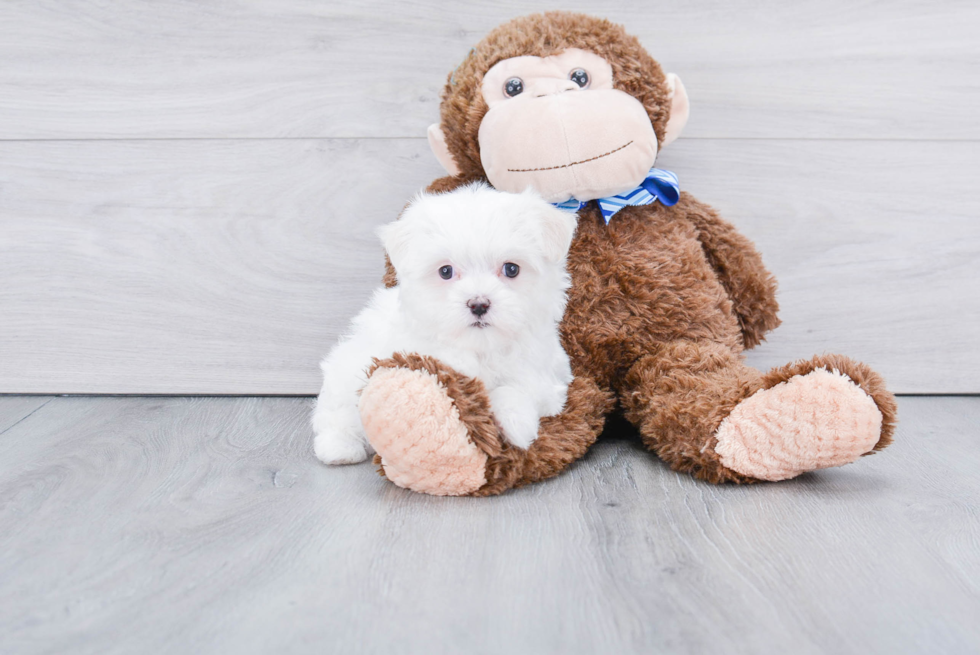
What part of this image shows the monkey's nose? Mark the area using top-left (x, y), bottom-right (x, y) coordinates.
top-left (467, 299), bottom-right (490, 317)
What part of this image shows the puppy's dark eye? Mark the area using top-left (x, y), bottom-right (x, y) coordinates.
top-left (504, 77), bottom-right (524, 97)
top-left (438, 265), bottom-right (453, 280)
top-left (502, 262), bottom-right (520, 278)
top-left (569, 68), bottom-right (589, 88)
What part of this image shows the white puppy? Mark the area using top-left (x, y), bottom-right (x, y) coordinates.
top-left (312, 183), bottom-right (578, 465)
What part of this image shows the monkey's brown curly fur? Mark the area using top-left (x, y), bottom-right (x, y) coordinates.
top-left (373, 12), bottom-right (897, 495)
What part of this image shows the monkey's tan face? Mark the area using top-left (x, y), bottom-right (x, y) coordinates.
top-left (478, 49), bottom-right (659, 203)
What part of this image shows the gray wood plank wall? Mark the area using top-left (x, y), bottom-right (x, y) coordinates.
top-left (1, 1), bottom-right (978, 394)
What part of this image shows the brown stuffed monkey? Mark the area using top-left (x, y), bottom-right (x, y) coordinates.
top-left (356, 11), bottom-right (897, 496)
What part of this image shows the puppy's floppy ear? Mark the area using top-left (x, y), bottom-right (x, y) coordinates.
top-left (375, 217), bottom-right (415, 273)
top-left (534, 200), bottom-right (579, 263)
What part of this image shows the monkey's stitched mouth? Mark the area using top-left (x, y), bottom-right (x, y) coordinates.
top-left (506, 140), bottom-right (633, 173)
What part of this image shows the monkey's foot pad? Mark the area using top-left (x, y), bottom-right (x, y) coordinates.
top-left (715, 368), bottom-right (884, 481)
top-left (360, 358), bottom-right (490, 496)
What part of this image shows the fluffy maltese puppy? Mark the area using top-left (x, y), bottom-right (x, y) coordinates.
top-left (312, 183), bottom-right (578, 465)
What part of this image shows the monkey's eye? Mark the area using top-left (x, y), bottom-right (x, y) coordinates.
top-left (438, 265), bottom-right (453, 280)
top-left (502, 262), bottom-right (520, 278)
top-left (504, 77), bottom-right (524, 97)
top-left (569, 68), bottom-right (590, 88)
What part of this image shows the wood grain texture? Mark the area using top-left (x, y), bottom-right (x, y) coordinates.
top-left (0, 395), bottom-right (977, 654)
top-left (0, 0), bottom-right (977, 140)
top-left (659, 139), bottom-right (980, 391)
top-left (0, 138), bottom-right (428, 394)
top-left (0, 396), bottom-right (53, 434)
top-left (2, 138), bottom-right (977, 394)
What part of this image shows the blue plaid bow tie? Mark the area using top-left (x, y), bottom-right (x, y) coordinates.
top-left (552, 168), bottom-right (680, 223)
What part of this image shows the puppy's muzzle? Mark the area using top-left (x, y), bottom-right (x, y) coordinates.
top-left (467, 298), bottom-right (491, 317)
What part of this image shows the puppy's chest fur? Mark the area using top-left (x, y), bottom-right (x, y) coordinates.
top-left (397, 324), bottom-right (537, 391)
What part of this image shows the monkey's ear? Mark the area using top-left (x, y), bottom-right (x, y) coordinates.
top-left (662, 74), bottom-right (690, 148)
top-left (427, 124), bottom-right (462, 176)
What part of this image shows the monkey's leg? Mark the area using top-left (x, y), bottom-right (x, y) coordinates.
top-left (358, 353), bottom-right (613, 496)
top-left (620, 341), bottom-right (897, 483)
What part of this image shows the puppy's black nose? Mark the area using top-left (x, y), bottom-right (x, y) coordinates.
top-left (467, 299), bottom-right (490, 317)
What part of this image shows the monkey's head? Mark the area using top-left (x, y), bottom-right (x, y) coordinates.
top-left (428, 12), bottom-right (690, 203)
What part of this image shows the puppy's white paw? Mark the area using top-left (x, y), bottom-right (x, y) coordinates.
top-left (314, 431), bottom-right (371, 465)
top-left (312, 400), bottom-right (372, 465)
top-left (489, 387), bottom-right (540, 450)
top-left (499, 418), bottom-right (539, 450)
top-left (538, 383), bottom-right (569, 417)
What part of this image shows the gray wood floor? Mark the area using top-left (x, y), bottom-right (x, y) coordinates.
top-left (1, 395), bottom-right (978, 654)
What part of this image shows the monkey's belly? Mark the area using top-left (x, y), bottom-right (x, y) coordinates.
top-left (559, 203), bottom-right (743, 391)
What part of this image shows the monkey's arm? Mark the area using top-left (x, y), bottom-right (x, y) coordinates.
top-left (677, 192), bottom-right (781, 349)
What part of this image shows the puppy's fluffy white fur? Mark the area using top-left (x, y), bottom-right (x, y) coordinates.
top-left (312, 183), bottom-right (578, 465)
